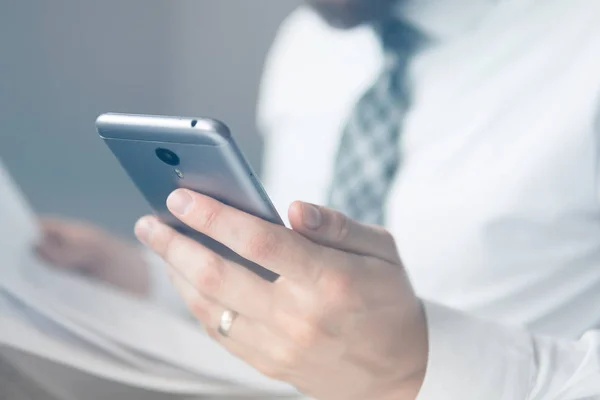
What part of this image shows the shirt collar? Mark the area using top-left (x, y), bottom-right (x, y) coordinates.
top-left (394, 0), bottom-right (500, 41)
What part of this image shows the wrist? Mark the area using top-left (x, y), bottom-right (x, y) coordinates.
top-left (380, 369), bottom-right (426, 400)
top-left (376, 300), bottom-right (428, 400)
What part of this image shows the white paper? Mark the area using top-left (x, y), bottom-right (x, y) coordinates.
top-left (0, 313), bottom-right (255, 396)
top-left (0, 287), bottom-right (205, 379)
top-left (0, 161), bottom-right (40, 281)
top-left (0, 160), bottom-right (303, 398)
top-left (5, 257), bottom-right (296, 393)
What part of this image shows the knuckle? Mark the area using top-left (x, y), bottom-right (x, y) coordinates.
top-left (321, 270), bottom-right (355, 307)
top-left (272, 308), bottom-right (296, 333)
top-left (194, 256), bottom-right (224, 295)
top-left (197, 203), bottom-right (221, 232)
top-left (246, 229), bottom-right (280, 261)
top-left (288, 322), bottom-right (322, 349)
top-left (162, 231), bottom-right (187, 263)
top-left (269, 344), bottom-right (299, 370)
top-left (374, 225), bottom-right (391, 240)
top-left (273, 309), bottom-right (322, 349)
top-left (378, 227), bottom-right (398, 249)
top-left (332, 211), bottom-right (352, 242)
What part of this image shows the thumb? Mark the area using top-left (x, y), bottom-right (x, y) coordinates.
top-left (288, 201), bottom-right (400, 265)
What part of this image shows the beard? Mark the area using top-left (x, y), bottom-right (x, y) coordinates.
top-left (307, 0), bottom-right (397, 28)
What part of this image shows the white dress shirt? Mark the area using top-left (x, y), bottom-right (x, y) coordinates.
top-left (257, 0), bottom-right (600, 398)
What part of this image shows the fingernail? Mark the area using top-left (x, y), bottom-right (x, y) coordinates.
top-left (167, 190), bottom-right (193, 215)
top-left (302, 203), bottom-right (322, 230)
top-left (135, 218), bottom-right (154, 244)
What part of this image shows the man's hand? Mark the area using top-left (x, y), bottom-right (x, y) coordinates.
top-left (37, 217), bottom-right (150, 297)
top-left (135, 190), bottom-right (428, 400)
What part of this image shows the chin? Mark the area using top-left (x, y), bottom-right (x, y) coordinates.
top-left (308, 0), bottom-right (394, 29)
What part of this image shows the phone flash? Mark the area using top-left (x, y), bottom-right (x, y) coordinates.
top-left (175, 169), bottom-right (184, 179)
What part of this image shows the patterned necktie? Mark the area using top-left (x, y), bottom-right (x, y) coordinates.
top-left (327, 21), bottom-right (424, 226)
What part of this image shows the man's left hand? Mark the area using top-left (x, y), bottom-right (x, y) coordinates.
top-left (135, 189), bottom-right (428, 400)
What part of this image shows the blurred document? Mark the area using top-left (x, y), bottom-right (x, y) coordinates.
top-left (0, 161), bottom-right (301, 398)
top-left (0, 163), bottom-right (39, 280)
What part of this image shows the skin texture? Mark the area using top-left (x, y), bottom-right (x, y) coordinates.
top-left (306, 0), bottom-right (397, 28)
top-left (36, 217), bottom-right (150, 297)
top-left (135, 190), bottom-right (428, 400)
top-left (34, 3), bottom-right (428, 396)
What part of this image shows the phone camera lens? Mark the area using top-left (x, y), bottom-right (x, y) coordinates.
top-left (155, 148), bottom-right (180, 166)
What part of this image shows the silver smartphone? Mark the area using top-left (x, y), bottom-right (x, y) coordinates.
top-left (97, 113), bottom-right (281, 282)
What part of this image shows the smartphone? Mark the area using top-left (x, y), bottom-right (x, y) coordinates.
top-left (97, 112), bottom-right (281, 282)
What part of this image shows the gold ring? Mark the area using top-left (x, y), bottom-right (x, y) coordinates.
top-left (217, 309), bottom-right (238, 338)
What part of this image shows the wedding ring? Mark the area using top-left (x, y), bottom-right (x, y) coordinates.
top-left (217, 309), bottom-right (238, 338)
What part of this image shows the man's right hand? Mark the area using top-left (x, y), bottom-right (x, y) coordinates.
top-left (36, 217), bottom-right (150, 297)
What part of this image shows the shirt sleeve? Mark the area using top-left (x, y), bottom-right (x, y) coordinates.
top-left (417, 302), bottom-right (600, 400)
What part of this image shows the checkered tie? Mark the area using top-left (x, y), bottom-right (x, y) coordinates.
top-left (327, 21), bottom-right (423, 226)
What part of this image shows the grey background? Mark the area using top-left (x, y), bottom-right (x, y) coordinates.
top-left (0, 0), bottom-right (300, 237)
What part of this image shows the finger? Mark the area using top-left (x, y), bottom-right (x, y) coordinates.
top-left (165, 189), bottom-right (326, 284)
top-left (37, 218), bottom-right (70, 253)
top-left (167, 264), bottom-right (215, 324)
top-left (135, 216), bottom-right (273, 320)
top-left (36, 239), bottom-right (93, 269)
top-left (176, 286), bottom-right (287, 381)
top-left (35, 245), bottom-right (75, 266)
top-left (288, 202), bottom-right (400, 264)
top-left (167, 263), bottom-right (250, 334)
top-left (169, 269), bottom-right (296, 369)
top-left (38, 220), bottom-right (66, 246)
top-left (201, 302), bottom-right (268, 351)
top-left (36, 229), bottom-right (87, 269)
top-left (172, 267), bottom-right (336, 383)
top-left (36, 217), bottom-right (95, 265)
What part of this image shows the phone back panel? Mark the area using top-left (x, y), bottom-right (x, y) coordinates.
top-left (97, 113), bottom-right (281, 282)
